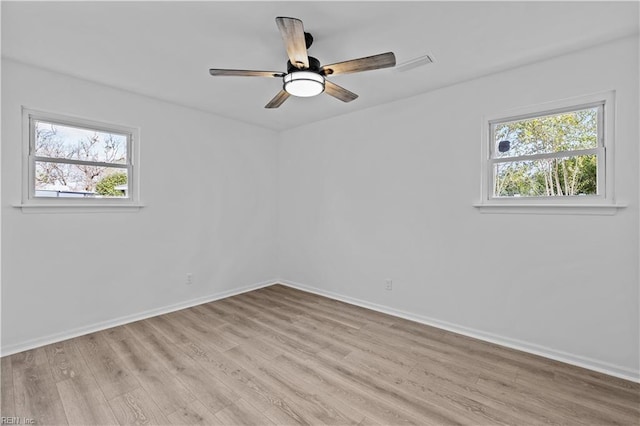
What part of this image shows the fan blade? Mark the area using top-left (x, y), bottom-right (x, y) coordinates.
top-left (321, 52), bottom-right (396, 76)
top-left (324, 80), bottom-right (358, 103)
top-left (275, 17), bottom-right (309, 69)
top-left (209, 69), bottom-right (284, 78)
top-left (265, 90), bottom-right (291, 109)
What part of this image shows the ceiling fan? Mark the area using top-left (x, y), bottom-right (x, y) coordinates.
top-left (209, 17), bottom-right (396, 109)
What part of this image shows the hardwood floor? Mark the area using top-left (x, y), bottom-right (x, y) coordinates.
top-left (2, 284), bottom-right (639, 425)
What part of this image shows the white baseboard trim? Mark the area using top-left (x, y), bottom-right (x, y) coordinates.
top-left (1, 279), bottom-right (278, 357)
top-left (279, 279), bottom-right (640, 383)
top-left (5, 278), bottom-right (638, 383)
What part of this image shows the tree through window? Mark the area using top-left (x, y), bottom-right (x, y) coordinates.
top-left (489, 104), bottom-right (603, 199)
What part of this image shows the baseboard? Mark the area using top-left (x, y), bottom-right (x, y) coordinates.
top-left (279, 279), bottom-right (640, 383)
top-left (5, 278), bottom-right (638, 383)
top-left (1, 279), bottom-right (279, 357)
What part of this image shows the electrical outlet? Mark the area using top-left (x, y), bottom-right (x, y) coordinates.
top-left (186, 273), bottom-right (193, 285)
top-left (385, 279), bottom-right (393, 291)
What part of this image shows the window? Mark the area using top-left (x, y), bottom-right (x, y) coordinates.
top-left (22, 109), bottom-right (140, 209)
top-left (478, 92), bottom-right (619, 213)
top-left (491, 105), bottom-right (602, 198)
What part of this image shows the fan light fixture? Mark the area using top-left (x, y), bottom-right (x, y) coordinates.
top-left (283, 71), bottom-right (325, 97)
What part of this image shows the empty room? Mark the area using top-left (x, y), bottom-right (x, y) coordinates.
top-left (1, 1), bottom-right (639, 425)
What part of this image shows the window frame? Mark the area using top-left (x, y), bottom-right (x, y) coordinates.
top-left (477, 92), bottom-right (620, 214)
top-left (21, 108), bottom-right (141, 211)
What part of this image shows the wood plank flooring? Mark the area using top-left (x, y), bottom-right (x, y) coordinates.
top-left (2, 284), bottom-right (639, 425)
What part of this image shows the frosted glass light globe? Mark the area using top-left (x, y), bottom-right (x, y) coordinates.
top-left (283, 71), bottom-right (325, 97)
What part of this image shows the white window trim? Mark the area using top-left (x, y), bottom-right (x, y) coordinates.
top-left (17, 108), bottom-right (143, 213)
top-left (474, 91), bottom-right (626, 215)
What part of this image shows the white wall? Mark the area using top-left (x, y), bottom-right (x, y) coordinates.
top-left (1, 60), bottom-right (279, 353)
top-left (278, 36), bottom-right (639, 379)
top-left (2, 36), bottom-right (638, 381)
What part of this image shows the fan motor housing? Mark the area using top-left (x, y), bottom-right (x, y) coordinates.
top-left (288, 56), bottom-right (321, 74)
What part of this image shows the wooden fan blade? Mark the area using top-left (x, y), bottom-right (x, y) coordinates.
top-left (321, 52), bottom-right (396, 76)
top-left (209, 69), bottom-right (284, 78)
top-left (275, 17), bottom-right (309, 70)
top-left (324, 80), bottom-right (358, 103)
top-left (265, 90), bottom-right (291, 109)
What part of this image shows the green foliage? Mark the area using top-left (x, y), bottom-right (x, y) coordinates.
top-left (95, 172), bottom-right (127, 197)
top-left (494, 108), bottom-right (598, 197)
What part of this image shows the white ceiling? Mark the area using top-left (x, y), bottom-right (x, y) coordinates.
top-left (2, 1), bottom-right (638, 131)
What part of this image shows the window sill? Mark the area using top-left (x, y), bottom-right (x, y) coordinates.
top-left (13, 203), bottom-right (145, 214)
top-left (472, 203), bottom-right (626, 215)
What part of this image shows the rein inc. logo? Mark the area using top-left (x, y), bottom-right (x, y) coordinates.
top-left (1, 418), bottom-right (35, 425)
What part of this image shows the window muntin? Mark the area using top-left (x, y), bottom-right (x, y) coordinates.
top-left (488, 103), bottom-right (604, 199)
top-left (25, 110), bottom-right (136, 202)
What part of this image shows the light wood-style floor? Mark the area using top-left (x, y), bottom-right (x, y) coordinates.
top-left (1, 284), bottom-right (639, 425)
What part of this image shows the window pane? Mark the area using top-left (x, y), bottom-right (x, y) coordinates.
top-left (35, 161), bottom-right (129, 198)
top-left (34, 120), bottom-right (128, 164)
top-left (494, 107), bottom-right (598, 158)
top-left (494, 154), bottom-right (597, 197)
